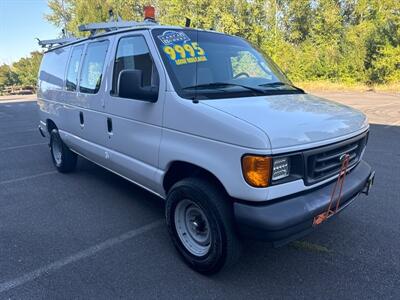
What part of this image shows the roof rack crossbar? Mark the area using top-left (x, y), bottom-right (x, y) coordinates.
top-left (38, 37), bottom-right (78, 48)
top-left (78, 20), bottom-right (158, 35)
top-left (38, 14), bottom-right (159, 49)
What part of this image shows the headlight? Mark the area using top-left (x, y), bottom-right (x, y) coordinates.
top-left (241, 155), bottom-right (298, 188)
top-left (272, 157), bottom-right (290, 180)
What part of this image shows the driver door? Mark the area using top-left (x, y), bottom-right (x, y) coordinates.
top-left (103, 31), bottom-right (165, 193)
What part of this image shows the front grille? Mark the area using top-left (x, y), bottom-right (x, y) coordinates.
top-left (304, 132), bottom-right (368, 185)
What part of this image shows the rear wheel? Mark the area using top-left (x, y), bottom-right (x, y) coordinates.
top-left (166, 177), bottom-right (241, 274)
top-left (50, 129), bottom-right (77, 173)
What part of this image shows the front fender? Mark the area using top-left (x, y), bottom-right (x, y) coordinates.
top-left (158, 128), bottom-right (271, 202)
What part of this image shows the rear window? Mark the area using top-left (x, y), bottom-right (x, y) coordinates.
top-left (39, 47), bottom-right (70, 91)
top-left (79, 40), bottom-right (109, 94)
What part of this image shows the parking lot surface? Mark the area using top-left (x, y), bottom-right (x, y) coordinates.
top-left (0, 99), bottom-right (399, 299)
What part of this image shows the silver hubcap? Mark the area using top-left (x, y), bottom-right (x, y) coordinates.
top-left (52, 135), bottom-right (62, 165)
top-left (174, 199), bottom-right (211, 257)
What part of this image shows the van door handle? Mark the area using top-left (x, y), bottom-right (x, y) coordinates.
top-left (79, 112), bottom-right (84, 127)
top-left (107, 117), bottom-right (113, 134)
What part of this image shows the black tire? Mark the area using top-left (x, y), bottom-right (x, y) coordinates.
top-left (50, 129), bottom-right (77, 173)
top-left (166, 177), bottom-right (241, 274)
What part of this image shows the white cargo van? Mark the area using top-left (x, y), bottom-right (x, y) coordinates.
top-left (37, 13), bottom-right (375, 274)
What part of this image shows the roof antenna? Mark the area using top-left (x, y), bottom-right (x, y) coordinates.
top-left (185, 17), bottom-right (191, 27)
top-left (60, 0), bottom-right (72, 38)
top-left (108, 9), bottom-right (114, 20)
top-left (192, 29), bottom-right (199, 104)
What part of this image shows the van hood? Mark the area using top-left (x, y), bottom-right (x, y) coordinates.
top-left (203, 94), bottom-right (368, 150)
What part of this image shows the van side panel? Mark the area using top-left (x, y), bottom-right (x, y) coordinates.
top-left (38, 38), bottom-right (118, 170)
top-left (37, 46), bottom-right (71, 135)
top-left (38, 45), bottom-right (83, 140)
top-left (38, 33), bottom-right (166, 194)
top-left (64, 38), bottom-right (114, 166)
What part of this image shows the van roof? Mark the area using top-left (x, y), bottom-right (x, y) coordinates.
top-left (44, 22), bottom-right (229, 53)
top-left (43, 24), bottom-right (212, 53)
top-left (44, 24), bottom-right (175, 52)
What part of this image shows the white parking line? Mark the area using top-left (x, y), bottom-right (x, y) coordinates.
top-left (0, 129), bottom-right (37, 136)
top-left (0, 143), bottom-right (47, 152)
top-left (0, 219), bottom-right (163, 294)
top-left (0, 99), bottom-right (37, 104)
top-left (0, 171), bottom-right (58, 185)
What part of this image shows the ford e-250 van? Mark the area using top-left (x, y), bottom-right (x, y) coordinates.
top-left (37, 14), bottom-right (375, 274)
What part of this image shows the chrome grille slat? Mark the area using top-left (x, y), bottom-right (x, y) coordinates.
top-left (314, 152), bottom-right (357, 173)
top-left (315, 143), bottom-right (359, 163)
top-left (304, 133), bottom-right (368, 185)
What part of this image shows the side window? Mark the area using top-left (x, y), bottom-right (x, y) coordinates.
top-left (80, 40), bottom-right (109, 94)
top-left (112, 36), bottom-right (159, 94)
top-left (66, 45), bottom-right (84, 91)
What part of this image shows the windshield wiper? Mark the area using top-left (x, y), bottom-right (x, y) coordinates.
top-left (182, 82), bottom-right (266, 94)
top-left (259, 82), bottom-right (305, 93)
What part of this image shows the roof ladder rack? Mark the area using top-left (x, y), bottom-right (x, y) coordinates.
top-left (38, 37), bottom-right (78, 49)
top-left (78, 19), bottom-right (158, 36)
top-left (79, 9), bottom-right (158, 36)
top-left (37, 8), bottom-right (159, 48)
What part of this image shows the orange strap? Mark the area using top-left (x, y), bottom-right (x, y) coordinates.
top-left (313, 154), bottom-right (350, 226)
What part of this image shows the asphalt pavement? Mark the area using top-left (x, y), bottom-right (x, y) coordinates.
top-left (0, 101), bottom-right (399, 299)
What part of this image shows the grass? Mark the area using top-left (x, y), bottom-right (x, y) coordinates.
top-left (295, 81), bottom-right (400, 94)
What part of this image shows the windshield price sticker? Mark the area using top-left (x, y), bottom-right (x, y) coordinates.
top-left (158, 30), bottom-right (191, 45)
top-left (158, 31), bottom-right (208, 66)
top-left (163, 43), bottom-right (207, 65)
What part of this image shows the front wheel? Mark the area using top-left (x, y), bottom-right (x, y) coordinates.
top-left (166, 177), bottom-right (241, 274)
top-left (50, 129), bottom-right (77, 173)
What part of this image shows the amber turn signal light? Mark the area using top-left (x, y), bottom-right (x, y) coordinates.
top-left (144, 5), bottom-right (155, 20)
top-left (241, 155), bottom-right (272, 187)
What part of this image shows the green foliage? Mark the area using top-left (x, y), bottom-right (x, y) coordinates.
top-left (12, 51), bottom-right (43, 86)
top-left (0, 52), bottom-right (43, 92)
top-left (46, 0), bottom-right (157, 37)
top-left (40, 0), bottom-right (400, 85)
top-left (370, 45), bottom-right (400, 83)
top-left (0, 64), bottom-right (18, 91)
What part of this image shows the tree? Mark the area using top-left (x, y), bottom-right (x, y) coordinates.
top-left (43, 0), bottom-right (400, 85)
top-left (0, 64), bottom-right (19, 91)
top-left (280, 0), bottom-right (313, 45)
top-left (46, 0), bottom-right (157, 37)
top-left (12, 51), bottom-right (43, 86)
top-left (370, 45), bottom-right (400, 83)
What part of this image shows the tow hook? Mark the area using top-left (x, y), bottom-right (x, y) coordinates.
top-left (313, 154), bottom-right (350, 226)
top-left (362, 171), bottom-right (375, 196)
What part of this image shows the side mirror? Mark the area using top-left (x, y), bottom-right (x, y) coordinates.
top-left (117, 69), bottom-right (158, 102)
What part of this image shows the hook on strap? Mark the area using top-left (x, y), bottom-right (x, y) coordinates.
top-left (313, 154), bottom-right (350, 226)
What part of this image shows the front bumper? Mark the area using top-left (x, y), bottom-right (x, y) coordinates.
top-left (38, 121), bottom-right (48, 138)
top-left (234, 160), bottom-right (374, 246)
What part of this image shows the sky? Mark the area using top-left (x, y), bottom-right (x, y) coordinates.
top-left (0, 0), bottom-right (60, 64)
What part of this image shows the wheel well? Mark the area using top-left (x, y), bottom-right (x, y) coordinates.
top-left (46, 119), bottom-right (57, 133)
top-left (163, 161), bottom-right (227, 195)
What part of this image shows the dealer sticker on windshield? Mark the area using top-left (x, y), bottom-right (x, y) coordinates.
top-left (157, 31), bottom-right (208, 66)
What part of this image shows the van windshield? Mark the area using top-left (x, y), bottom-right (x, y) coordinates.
top-left (151, 29), bottom-right (303, 100)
